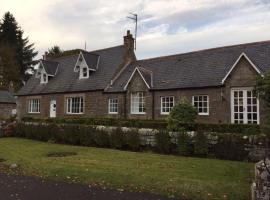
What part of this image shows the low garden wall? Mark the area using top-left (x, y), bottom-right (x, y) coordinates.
top-left (6, 121), bottom-right (269, 162)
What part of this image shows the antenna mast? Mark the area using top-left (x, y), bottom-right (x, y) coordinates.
top-left (127, 13), bottom-right (137, 50)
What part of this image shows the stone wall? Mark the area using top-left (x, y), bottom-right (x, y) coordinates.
top-left (252, 159), bottom-right (270, 200)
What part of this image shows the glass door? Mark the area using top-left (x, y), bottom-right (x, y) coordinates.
top-left (231, 88), bottom-right (259, 124)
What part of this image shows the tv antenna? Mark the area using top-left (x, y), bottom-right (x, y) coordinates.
top-left (127, 13), bottom-right (137, 50)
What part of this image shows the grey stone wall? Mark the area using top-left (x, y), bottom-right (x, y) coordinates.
top-left (252, 159), bottom-right (270, 200)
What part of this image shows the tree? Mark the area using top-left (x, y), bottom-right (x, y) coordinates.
top-left (167, 99), bottom-right (197, 131)
top-left (0, 12), bottom-right (37, 82)
top-left (255, 72), bottom-right (270, 134)
top-left (47, 45), bottom-right (62, 57)
top-left (0, 44), bottom-right (20, 90)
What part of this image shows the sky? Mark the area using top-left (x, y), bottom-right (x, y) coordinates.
top-left (1, 0), bottom-right (270, 59)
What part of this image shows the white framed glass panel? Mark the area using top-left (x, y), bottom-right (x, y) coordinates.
top-left (231, 88), bottom-right (259, 124)
top-left (28, 99), bottom-right (40, 113)
top-left (66, 97), bottom-right (84, 114)
top-left (131, 92), bottom-right (145, 114)
top-left (192, 95), bottom-right (209, 115)
top-left (161, 96), bottom-right (174, 115)
top-left (109, 98), bottom-right (118, 114)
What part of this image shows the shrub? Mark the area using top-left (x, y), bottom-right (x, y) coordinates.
top-left (110, 127), bottom-right (126, 149)
top-left (155, 130), bottom-right (173, 154)
top-left (126, 129), bottom-right (141, 151)
top-left (177, 130), bottom-right (193, 156)
top-left (214, 134), bottom-right (249, 161)
top-left (167, 100), bottom-right (197, 131)
top-left (193, 131), bottom-right (208, 156)
top-left (94, 129), bottom-right (110, 147)
top-left (79, 126), bottom-right (96, 146)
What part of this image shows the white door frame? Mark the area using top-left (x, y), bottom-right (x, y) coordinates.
top-left (50, 100), bottom-right (57, 118)
top-left (231, 87), bottom-right (260, 124)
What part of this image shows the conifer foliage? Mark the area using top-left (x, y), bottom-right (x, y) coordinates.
top-left (0, 12), bottom-right (37, 87)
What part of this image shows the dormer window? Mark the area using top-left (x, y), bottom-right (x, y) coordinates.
top-left (36, 60), bottom-right (59, 84)
top-left (74, 51), bottom-right (100, 80)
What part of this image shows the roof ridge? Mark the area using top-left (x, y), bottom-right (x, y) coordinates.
top-left (137, 40), bottom-right (270, 63)
top-left (90, 45), bottom-right (124, 53)
top-left (47, 45), bottom-right (124, 61)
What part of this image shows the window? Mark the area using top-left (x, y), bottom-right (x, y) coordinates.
top-left (131, 92), bottom-right (145, 114)
top-left (41, 73), bottom-right (48, 83)
top-left (108, 98), bottom-right (118, 114)
top-left (66, 97), bottom-right (84, 114)
top-left (28, 99), bottom-right (40, 113)
top-left (192, 95), bottom-right (209, 115)
top-left (82, 67), bottom-right (88, 78)
top-left (161, 96), bottom-right (174, 114)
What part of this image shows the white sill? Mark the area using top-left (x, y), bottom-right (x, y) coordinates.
top-left (28, 112), bottom-right (40, 114)
top-left (198, 113), bottom-right (209, 116)
top-left (66, 113), bottom-right (84, 115)
top-left (131, 112), bottom-right (146, 115)
top-left (109, 112), bottom-right (118, 115)
top-left (161, 112), bottom-right (169, 115)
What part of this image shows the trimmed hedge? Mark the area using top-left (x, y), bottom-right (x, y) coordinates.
top-left (14, 122), bottom-right (264, 161)
top-left (21, 117), bottom-right (262, 135)
top-left (15, 123), bottom-right (141, 151)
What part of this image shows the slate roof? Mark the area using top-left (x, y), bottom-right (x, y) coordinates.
top-left (107, 40), bottom-right (270, 92)
top-left (0, 90), bottom-right (16, 104)
top-left (41, 60), bottom-right (59, 76)
top-left (81, 52), bottom-right (100, 70)
top-left (17, 45), bottom-right (126, 95)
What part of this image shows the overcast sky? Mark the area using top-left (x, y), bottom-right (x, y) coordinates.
top-left (1, 0), bottom-right (270, 59)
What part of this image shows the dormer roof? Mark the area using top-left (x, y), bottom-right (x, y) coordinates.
top-left (40, 60), bottom-right (59, 76)
top-left (74, 51), bottom-right (100, 72)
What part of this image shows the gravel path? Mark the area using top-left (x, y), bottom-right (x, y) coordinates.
top-left (0, 173), bottom-right (176, 200)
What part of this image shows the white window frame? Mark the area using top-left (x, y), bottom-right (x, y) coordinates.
top-left (231, 87), bottom-right (260, 124)
top-left (192, 95), bottom-right (209, 115)
top-left (80, 67), bottom-right (88, 79)
top-left (160, 96), bottom-right (174, 115)
top-left (108, 98), bottom-right (118, 114)
top-left (131, 92), bottom-right (146, 114)
top-left (40, 73), bottom-right (48, 84)
top-left (28, 99), bottom-right (40, 113)
top-left (66, 97), bottom-right (84, 114)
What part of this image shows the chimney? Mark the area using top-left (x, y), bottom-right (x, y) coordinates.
top-left (42, 51), bottom-right (48, 60)
top-left (124, 30), bottom-right (134, 51)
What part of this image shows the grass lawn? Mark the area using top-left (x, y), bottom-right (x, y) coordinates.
top-left (0, 138), bottom-right (253, 200)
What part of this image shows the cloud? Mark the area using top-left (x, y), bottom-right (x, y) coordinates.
top-left (0, 0), bottom-right (269, 59)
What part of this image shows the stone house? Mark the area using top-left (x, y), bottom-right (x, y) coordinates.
top-left (0, 90), bottom-right (16, 119)
top-left (16, 31), bottom-right (270, 125)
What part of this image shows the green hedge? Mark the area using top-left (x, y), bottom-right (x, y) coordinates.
top-left (14, 123), bottom-right (263, 161)
top-left (21, 117), bottom-right (262, 135)
top-left (15, 123), bottom-right (141, 151)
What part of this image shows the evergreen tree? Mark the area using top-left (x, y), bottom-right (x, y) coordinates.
top-left (48, 45), bottom-right (62, 57)
top-left (0, 12), bottom-right (38, 82)
top-left (0, 44), bottom-right (20, 90)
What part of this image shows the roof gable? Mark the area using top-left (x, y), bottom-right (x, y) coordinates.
top-left (124, 67), bottom-right (152, 90)
top-left (221, 52), bottom-right (263, 84)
